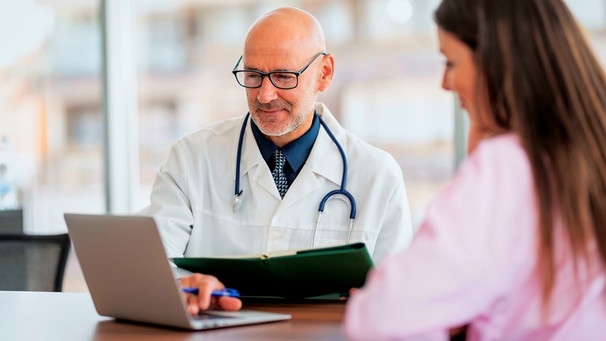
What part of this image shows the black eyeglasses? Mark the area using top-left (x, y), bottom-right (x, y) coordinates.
top-left (232, 52), bottom-right (327, 90)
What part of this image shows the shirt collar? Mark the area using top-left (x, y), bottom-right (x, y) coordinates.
top-left (251, 112), bottom-right (320, 173)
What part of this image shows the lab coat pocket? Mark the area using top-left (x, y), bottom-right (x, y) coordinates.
top-left (188, 208), bottom-right (267, 256)
top-left (314, 225), bottom-right (377, 252)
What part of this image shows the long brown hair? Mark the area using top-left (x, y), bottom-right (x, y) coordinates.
top-left (435, 0), bottom-right (606, 312)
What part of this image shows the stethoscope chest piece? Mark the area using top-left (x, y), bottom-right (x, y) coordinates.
top-left (232, 193), bottom-right (243, 212)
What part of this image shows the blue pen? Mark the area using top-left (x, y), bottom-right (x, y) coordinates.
top-left (181, 287), bottom-right (240, 298)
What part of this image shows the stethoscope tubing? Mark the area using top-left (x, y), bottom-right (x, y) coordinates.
top-left (232, 112), bottom-right (357, 247)
top-left (232, 113), bottom-right (249, 211)
top-left (317, 117), bottom-right (357, 219)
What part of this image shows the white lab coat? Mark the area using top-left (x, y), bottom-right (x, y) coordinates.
top-left (141, 103), bottom-right (413, 265)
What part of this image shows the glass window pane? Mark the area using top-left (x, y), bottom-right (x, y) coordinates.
top-left (0, 1), bottom-right (103, 235)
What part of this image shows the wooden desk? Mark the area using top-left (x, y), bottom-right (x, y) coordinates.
top-left (0, 291), bottom-right (347, 340)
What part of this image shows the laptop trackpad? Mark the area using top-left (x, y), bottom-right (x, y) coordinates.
top-left (192, 310), bottom-right (290, 329)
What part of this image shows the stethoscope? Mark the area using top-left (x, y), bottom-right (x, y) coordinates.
top-left (232, 112), bottom-right (357, 247)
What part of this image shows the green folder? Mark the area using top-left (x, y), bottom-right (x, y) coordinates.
top-left (172, 242), bottom-right (374, 298)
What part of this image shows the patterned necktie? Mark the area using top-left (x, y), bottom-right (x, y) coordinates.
top-left (272, 149), bottom-right (288, 198)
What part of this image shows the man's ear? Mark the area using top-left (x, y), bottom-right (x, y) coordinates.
top-left (317, 54), bottom-right (335, 92)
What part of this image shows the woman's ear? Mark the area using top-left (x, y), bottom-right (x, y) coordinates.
top-left (317, 54), bottom-right (335, 92)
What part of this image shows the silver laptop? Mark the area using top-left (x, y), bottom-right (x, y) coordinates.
top-left (64, 213), bottom-right (291, 330)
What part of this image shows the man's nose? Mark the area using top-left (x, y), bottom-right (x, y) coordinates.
top-left (256, 76), bottom-right (279, 103)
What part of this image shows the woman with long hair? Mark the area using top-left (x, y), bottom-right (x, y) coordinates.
top-left (344, 0), bottom-right (606, 339)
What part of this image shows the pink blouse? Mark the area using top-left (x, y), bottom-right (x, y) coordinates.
top-left (343, 134), bottom-right (606, 340)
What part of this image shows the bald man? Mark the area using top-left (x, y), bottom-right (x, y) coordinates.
top-left (140, 7), bottom-right (414, 313)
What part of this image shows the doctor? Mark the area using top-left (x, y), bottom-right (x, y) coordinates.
top-left (140, 7), bottom-right (413, 314)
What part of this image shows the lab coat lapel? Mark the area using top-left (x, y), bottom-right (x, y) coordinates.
top-left (281, 109), bottom-right (344, 208)
top-left (306, 104), bottom-right (346, 187)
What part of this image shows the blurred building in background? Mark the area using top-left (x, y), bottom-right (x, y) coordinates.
top-left (1, 0), bottom-right (605, 233)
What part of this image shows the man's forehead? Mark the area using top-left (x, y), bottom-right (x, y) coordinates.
top-left (242, 51), bottom-right (305, 70)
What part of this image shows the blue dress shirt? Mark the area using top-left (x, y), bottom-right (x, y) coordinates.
top-left (251, 112), bottom-right (320, 186)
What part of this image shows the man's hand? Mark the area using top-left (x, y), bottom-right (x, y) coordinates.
top-left (179, 273), bottom-right (242, 315)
